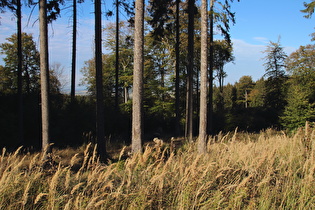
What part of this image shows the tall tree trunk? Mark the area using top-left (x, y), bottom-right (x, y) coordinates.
top-left (70, 0), bottom-right (77, 102)
top-left (95, 0), bottom-right (107, 161)
top-left (115, 0), bottom-right (119, 110)
top-left (39, 0), bottom-right (50, 153)
top-left (124, 86), bottom-right (128, 103)
top-left (132, 0), bottom-right (144, 153)
top-left (123, 66), bottom-right (129, 103)
top-left (208, 0), bottom-right (214, 134)
top-left (175, 0), bottom-right (180, 136)
top-left (185, 0), bottom-right (194, 142)
top-left (161, 66), bottom-right (165, 101)
top-left (17, 0), bottom-right (24, 146)
top-left (198, 0), bottom-right (208, 154)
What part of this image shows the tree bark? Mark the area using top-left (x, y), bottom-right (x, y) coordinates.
top-left (132, 0), bottom-right (144, 153)
top-left (124, 86), bottom-right (128, 103)
top-left (39, 0), bottom-right (50, 153)
top-left (185, 0), bottom-right (194, 142)
top-left (115, 0), bottom-right (119, 110)
top-left (71, 0), bottom-right (77, 102)
top-left (95, 0), bottom-right (107, 161)
top-left (175, 0), bottom-right (180, 137)
top-left (17, 0), bottom-right (24, 146)
top-left (208, 0), bottom-right (214, 134)
top-left (198, 0), bottom-right (208, 153)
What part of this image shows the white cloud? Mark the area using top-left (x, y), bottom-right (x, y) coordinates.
top-left (232, 39), bottom-right (265, 58)
top-left (253, 36), bottom-right (269, 44)
top-left (224, 39), bottom-right (266, 84)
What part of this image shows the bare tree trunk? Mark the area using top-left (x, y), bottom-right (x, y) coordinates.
top-left (17, 0), bottom-right (24, 146)
top-left (160, 66), bottom-right (165, 101)
top-left (175, 0), bottom-right (181, 137)
top-left (208, 0), bottom-right (214, 134)
top-left (95, 0), bottom-right (107, 161)
top-left (70, 0), bottom-right (77, 102)
top-left (132, 0), bottom-right (144, 153)
top-left (198, 0), bottom-right (208, 154)
top-left (122, 66), bottom-right (129, 103)
top-left (39, 0), bottom-right (50, 153)
top-left (124, 86), bottom-right (128, 103)
top-left (185, 79), bottom-right (189, 137)
top-left (185, 0), bottom-right (194, 142)
top-left (115, 0), bottom-right (119, 110)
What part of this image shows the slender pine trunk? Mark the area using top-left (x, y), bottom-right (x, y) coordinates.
top-left (95, 0), bottom-right (107, 161)
top-left (208, 0), bottom-right (214, 134)
top-left (39, 0), bottom-right (51, 153)
top-left (185, 0), bottom-right (194, 142)
top-left (17, 0), bottom-right (24, 146)
top-left (175, 0), bottom-right (181, 137)
top-left (115, 0), bottom-right (119, 110)
top-left (71, 0), bottom-right (77, 102)
top-left (132, 0), bottom-right (144, 153)
top-left (198, 0), bottom-right (208, 153)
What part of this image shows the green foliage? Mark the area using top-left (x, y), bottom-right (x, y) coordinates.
top-left (222, 83), bottom-right (237, 109)
top-left (262, 39), bottom-right (288, 122)
top-left (147, 0), bottom-right (175, 39)
top-left (301, 0), bottom-right (315, 18)
top-left (286, 44), bottom-right (315, 101)
top-left (248, 78), bottom-right (265, 107)
top-left (264, 76), bottom-right (288, 111)
top-left (0, 33), bottom-right (62, 95)
top-left (235, 75), bottom-right (254, 108)
top-left (81, 54), bottom-right (115, 99)
top-left (82, 21), bottom-right (133, 102)
top-left (282, 44), bottom-right (315, 130)
top-left (281, 84), bottom-right (315, 130)
top-left (263, 39), bottom-right (287, 79)
top-left (82, 19), bottom-right (184, 136)
top-left (212, 0), bottom-right (240, 43)
top-left (213, 39), bottom-right (235, 110)
top-left (0, 33), bottom-right (40, 94)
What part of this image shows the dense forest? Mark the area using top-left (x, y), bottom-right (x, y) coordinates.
top-left (0, 0), bottom-right (315, 156)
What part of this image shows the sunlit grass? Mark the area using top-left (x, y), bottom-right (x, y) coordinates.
top-left (0, 123), bottom-right (315, 209)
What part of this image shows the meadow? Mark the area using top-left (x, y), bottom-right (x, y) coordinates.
top-left (0, 123), bottom-right (315, 209)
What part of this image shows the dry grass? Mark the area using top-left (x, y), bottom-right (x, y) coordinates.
top-left (1, 123), bottom-right (315, 209)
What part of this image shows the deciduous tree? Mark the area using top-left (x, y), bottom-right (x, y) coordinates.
top-left (0, 33), bottom-right (40, 94)
top-left (282, 44), bottom-right (315, 129)
top-left (281, 84), bottom-right (315, 130)
top-left (208, 0), bottom-right (239, 134)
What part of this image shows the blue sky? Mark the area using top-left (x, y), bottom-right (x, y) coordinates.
top-left (0, 0), bottom-right (314, 92)
top-left (225, 0), bottom-right (314, 84)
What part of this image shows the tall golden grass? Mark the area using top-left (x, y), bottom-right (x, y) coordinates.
top-left (0, 123), bottom-right (315, 209)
